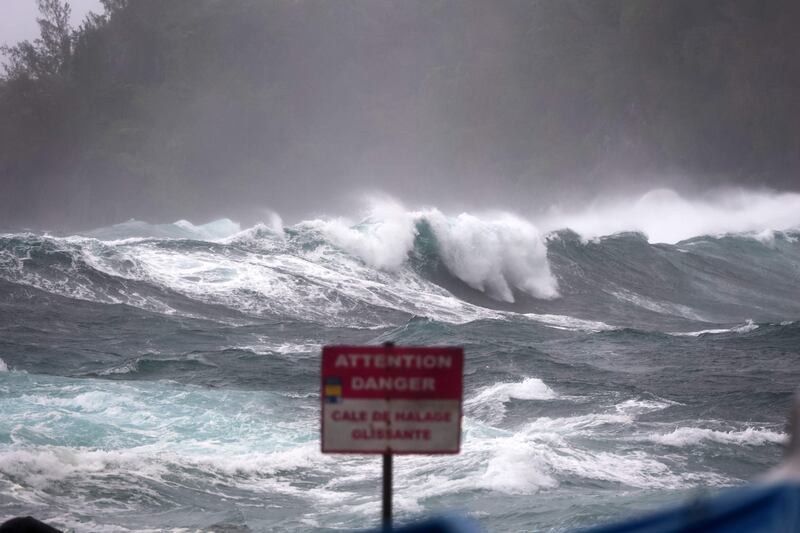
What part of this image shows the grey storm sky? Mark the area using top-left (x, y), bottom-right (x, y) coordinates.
top-left (0, 0), bottom-right (102, 48)
top-left (0, 1), bottom-right (798, 231)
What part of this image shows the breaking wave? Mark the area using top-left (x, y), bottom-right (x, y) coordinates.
top-left (1, 190), bottom-right (799, 328)
top-left (303, 200), bottom-right (559, 302)
top-left (646, 427), bottom-right (786, 447)
top-left (542, 188), bottom-right (800, 243)
top-left (465, 377), bottom-right (558, 423)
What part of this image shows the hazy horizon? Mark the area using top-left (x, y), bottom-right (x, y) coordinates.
top-left (2, 1), bottom-right (799, 231)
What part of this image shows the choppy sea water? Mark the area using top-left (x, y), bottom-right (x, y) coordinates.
top-left (1, 207), bottom-right (799, 532)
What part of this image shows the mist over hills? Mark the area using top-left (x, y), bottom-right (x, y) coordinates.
top-left (1, 0), bottom-right (798, 230)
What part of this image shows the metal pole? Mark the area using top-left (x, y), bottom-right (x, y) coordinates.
top-left (382, 452), bottom-right (392, 531)
top-left (382, 341), bottom-right (394, 531)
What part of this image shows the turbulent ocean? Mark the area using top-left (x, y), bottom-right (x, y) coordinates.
top-left (1, 193), bottom-right (799, 532)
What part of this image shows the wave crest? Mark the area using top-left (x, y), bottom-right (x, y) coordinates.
top-left (647, 426), bottom-right (785, 447)
top-left (543, 188), bottom-right (800, 243)
top-left (2, 191), bottom-right (800, 326)
top-left (308, 201), bottom-right (559, 302)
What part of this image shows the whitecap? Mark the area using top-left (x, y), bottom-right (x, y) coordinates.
top-left (609, 289), bottom-right (706, 321)
top-left (671, 319), bottom-right (759, 336)
top-left (523, 412), bottom-right (635, 435)
top-left (307, 199), bottom-right (417, 272)
top-left (541, 188), bottom-right (800, 243)
top-left (475, 437), bottom-right (559, 494)
top-left (311, 200), bottom-right (560, 303)
top-left (96, 360), bottom-right (139, 376)
top-left (615, 398), bottom-right (677, 415)
top-left (647, 426), bottom-right (785, 447)
top-left (733, 319), bottom-right (759, 333)
top-left (466, 377), bottom-right (557, 423)
top-left (522, 313), bottom-right (616, 332)
top-left (422, 209), bottom-right (559, 302)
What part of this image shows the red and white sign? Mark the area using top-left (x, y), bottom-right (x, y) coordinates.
top-left (321, 345), bottom-right (463, 454)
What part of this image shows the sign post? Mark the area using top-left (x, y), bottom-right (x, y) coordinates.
top-left (321, 343), bottom-right (464, 530)
top-left (382, 341), bottom-right (394, 532)
top-left (382, 451), bottom-right (392, 530)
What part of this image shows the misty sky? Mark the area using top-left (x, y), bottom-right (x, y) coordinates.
top-left (0, 1), bottom-right (798, 230)
top-left (0, 0), bottom-right (102, 48)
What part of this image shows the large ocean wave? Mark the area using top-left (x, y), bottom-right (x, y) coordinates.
top-left (1, 189), bottom-right (799, 330)
top-left (540, 188), bottom-right (800, 243)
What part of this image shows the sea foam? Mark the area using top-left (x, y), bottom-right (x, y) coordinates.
top-left (466, 377), bottom-right (557, 422)
top-left (522, 313), bottom-right (616, 332)
top-left (542, 188), bottom-right (800, 243)
top-left (671, 319), bottom-right (759, 337)
top-left (422, 209), bottom-right (559, 301)
top-left (647, 427), bottom-right (786, 447)
top-left (312, 200), bottom-right (560, 302)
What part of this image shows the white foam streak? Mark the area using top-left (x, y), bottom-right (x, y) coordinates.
top-left (246, 341), bottom-right (320, 355)
top-left (96, 360), bottom-right (139, 376)
top-left (609, 289), bottom-right (706, 321)
top-left (128, 232), bottom-right (493, 326)
top-left (542, 447), bottom-right (680, 489)
top-left (0, 358), bottom-right (7, 372)
top-left (648, 427), bottom-right (785, 447)
top-left (671, 319), bottom-right (759, 337)
top-left (524, 413), bottom-right (635, 435)
top-left (615, 398), bottom-right (677, 415)
top-left (523, 313), bottom-right (616, 332)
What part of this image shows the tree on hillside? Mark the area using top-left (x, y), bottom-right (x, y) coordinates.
top-left (1, 0), bottom-right (73, 81)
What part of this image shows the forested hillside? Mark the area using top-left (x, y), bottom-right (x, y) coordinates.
top-left (2, 0), bottom-right (798, 228)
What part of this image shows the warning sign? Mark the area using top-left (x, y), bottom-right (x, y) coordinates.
top-left (321, 345), bottom-right (463, 454)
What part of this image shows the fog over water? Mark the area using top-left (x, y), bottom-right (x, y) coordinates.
top-left (1, 1), bottom-right (799, 230)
